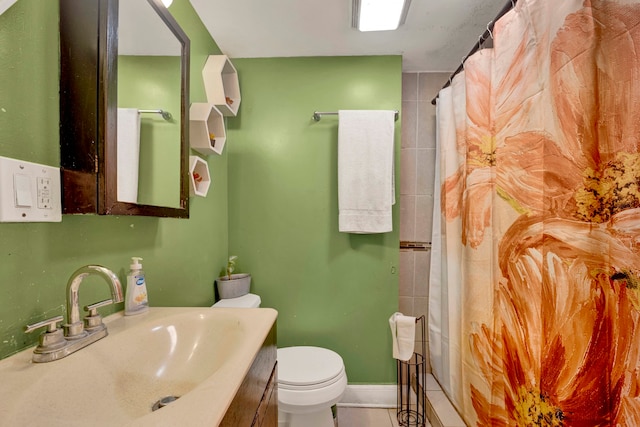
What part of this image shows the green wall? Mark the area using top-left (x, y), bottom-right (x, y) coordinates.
top-left (0, 0), bottom-right (58, 164)
top-left (0, 0), bottom-right (228, 359)
top-left (227, 57), bottom-right (401, 384)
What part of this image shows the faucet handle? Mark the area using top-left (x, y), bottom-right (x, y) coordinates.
top-left (25, 315), bottom-right (64, 334)
top-left (83, 298), bottom-right (114, 330)
top-left (84, 298), bottom-right (114, 316)
top-left (25, 316), bottom-right (66, 350)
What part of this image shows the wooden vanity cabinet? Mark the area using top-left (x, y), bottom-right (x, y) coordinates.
top-left (221, 323), bottom-right (277, 427)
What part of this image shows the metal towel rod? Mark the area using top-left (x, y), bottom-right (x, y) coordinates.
top-left (138, 109), bottom-right (173, 121)
top-left (312, 110), bottom-right (399, 122)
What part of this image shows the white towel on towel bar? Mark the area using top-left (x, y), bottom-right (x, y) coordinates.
top-left (116, 108), bottom-right (141, 204)
top-left (389, 312), bottom-right (416, 361)
top-left (338, 110), bottom-right (395, 234)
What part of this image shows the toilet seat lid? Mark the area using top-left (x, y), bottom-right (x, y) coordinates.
top-left (278, 346), bottom-right (345, 387)
top-left (211, 293), bottom-right (261, 308)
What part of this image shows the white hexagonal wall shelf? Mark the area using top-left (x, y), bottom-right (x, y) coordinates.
top-left (202, 55), bottom-right (241, 116)
top-left (189, 103), bottom-right (226, 155)
top-left (189, 155), bottom-right (211, 197)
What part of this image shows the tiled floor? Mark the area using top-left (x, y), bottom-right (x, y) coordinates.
top-left (338, 407), bottom-right (431, 427)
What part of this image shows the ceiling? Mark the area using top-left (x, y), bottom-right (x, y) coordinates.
top-left (189, 0), bottom-right (507, 73)
top-left (120, 0), bottom-right (181, 56)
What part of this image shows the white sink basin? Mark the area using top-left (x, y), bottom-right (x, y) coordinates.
top-left (0, 307), bottom-right (277, 427)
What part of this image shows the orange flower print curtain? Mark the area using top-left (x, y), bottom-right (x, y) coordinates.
top-left (428, 0), bottom-right (640, 425)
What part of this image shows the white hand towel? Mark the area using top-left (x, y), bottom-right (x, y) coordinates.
top-left (338, 110), bottom-right (395, 234)
top-left (389, 312), bottom-right (416, 361)
top-left (117, 108), bottom-right (141, 204)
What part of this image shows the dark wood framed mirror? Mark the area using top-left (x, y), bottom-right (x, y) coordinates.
top-left (59, 0), bottom-right (190, 218)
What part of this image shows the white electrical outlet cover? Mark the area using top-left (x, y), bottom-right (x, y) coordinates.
top-left (0, 156), bottom-right (62, 222)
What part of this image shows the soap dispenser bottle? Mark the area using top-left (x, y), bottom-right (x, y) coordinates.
top-left (125, 257), bottom-right (149, 315)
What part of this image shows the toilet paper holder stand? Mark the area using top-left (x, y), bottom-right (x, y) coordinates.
top-left (396, 315), bottom-right (426, 427)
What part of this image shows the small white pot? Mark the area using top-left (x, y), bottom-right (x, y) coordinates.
top-left (216, 273), bottom-right (251, 299)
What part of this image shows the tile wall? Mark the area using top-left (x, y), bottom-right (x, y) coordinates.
top-left (399, 72), bottom-right (450, 371)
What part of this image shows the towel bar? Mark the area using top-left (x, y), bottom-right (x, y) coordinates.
top-left (312, 110), bottom-right (399, 122)
top-left (138, 109), bottom-right (173, 121)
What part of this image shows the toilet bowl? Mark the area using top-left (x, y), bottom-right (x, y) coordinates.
top-left (277, 346), bottom-right (347, 426)
top-left (212, 294), bottom-right (347, 427)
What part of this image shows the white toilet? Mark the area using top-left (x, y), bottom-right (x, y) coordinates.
top-left (212, 293), bottom-right (348, 427)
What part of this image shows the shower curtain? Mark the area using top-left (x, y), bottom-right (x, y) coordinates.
top-left (429, 0), bottom-right (640, 425)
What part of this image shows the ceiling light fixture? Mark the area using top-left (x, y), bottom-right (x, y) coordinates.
top-left (352, 0), bottom-right (411, 32)
top-left (161, 0), bottom-right (173, 7)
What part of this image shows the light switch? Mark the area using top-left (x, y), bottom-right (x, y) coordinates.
top-left (14, 173), bottom-right (33, 207)
top-left (0, 156), bottom-right (61, 222)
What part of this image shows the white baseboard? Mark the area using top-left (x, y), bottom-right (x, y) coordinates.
top-left (337, 379), bottom-right (466, 426)
top-left (337, 384), bottom-right (396, 408)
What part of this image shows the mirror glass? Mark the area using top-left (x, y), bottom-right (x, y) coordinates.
top-left (117, 0), bottom-right (182, 208)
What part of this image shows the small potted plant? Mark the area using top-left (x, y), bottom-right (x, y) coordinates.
top-left (216, 255), bottom-right (251, 299)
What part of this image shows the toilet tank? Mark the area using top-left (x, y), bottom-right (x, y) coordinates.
top-left (212, 293), bottom-right (261, 308)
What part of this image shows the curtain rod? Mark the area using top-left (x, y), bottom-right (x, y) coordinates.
top-left (430, 0), bottom-right (518, 105)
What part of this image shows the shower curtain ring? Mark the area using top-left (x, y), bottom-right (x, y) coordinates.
top-left (487, 22), bottom-right (494, 39)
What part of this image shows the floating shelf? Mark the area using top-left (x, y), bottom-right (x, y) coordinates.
top-left (202, 55), bottom-right (241, 116)
top-left (189, 155), bottom-right (211, 197)
top-left (189, 103), bottom-right (226, 155)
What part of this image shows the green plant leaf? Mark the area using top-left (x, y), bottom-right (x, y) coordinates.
top-left (226, 255), bottom-right (238, 279)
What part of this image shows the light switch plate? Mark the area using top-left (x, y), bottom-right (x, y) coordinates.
top-left (0, 156), bottom-right (62, 222)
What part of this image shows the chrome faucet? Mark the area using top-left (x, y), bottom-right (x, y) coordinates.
top-left (25, 265), bottom-right (124, 362)
top-left (65, 265), bottom-right (124, 338)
